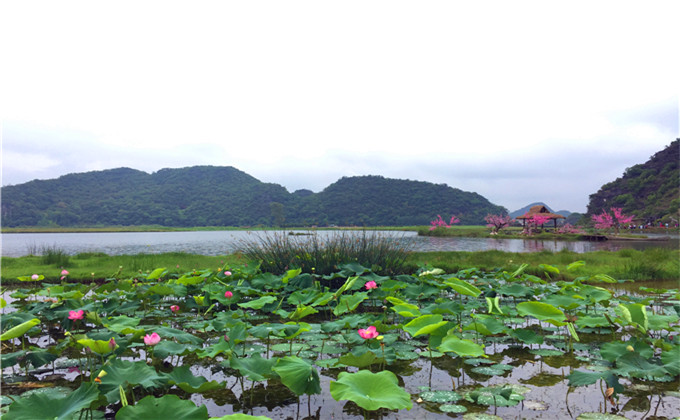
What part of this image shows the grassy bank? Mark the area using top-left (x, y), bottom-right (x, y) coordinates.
top-left (2, 248), bottom-right (678, 284)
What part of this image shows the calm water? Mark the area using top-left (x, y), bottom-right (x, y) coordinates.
top-left (1, 230), bottom-right (677, 257)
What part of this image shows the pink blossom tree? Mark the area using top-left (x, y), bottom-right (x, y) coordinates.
top-left (484, 214), bottom-right (513, 234)
top-left (522, 213), bottom-right (553, 235)
top-left (429, 214), bottom-right (461, 231)
top-left (591, 207), bottom-right (634, 234)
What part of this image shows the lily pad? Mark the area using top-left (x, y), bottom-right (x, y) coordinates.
top-left (419, 390), bottom-right (462, 403)
top-left (440, 403), bottom-right (467, 413)
top-left (4, 383), bottom-right (99, 420)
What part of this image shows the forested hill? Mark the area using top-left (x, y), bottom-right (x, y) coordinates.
top-left (586, 139), bottom-right (679, 223)
top-left (1, 166), bottom-right (506, 227)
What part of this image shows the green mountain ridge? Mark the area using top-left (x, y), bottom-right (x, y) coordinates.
top-left (0, 166), bottom-right (506, 227)
top-left (586, 139), bottom-right (679, 224)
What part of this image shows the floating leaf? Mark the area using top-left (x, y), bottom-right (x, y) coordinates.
top-left (517, 302), bottom-right (566, 326)
top-left (238, 295), bottom-right (277, 309)
top-left (330, 369), bottom-right (412, 411)
top-left (419, 390), bottom-right (462, 403)
top-left (440, 403), bottom-right (467, 413)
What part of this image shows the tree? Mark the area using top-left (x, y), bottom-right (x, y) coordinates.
top-left (591, 207), bottom-right (634, 234)
top-left (429, 214), bottom-right (460, 231)
top-left (484, 214), bottom-right (512, 234)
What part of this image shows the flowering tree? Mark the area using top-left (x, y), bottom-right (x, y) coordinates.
top-left (591, 207), bottom-right (634, 234)
top-left (484, 214), bottom-right (513, 234)
top-left (429, 214), bottom-right (460, 231)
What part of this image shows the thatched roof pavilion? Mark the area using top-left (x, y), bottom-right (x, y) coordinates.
top-left (516, 205), bottom-right (566, 229)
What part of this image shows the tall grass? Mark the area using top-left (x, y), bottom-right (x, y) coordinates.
top-left (39, 245), bottom-right (71, 267)
top-left (238, 230), bottom-right (413, 275)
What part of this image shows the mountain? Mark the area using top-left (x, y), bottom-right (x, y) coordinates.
top-left (586, 139), bottom-right (679, 223)
top-left (1, 167), bottom-right (506, 227)
top-left (509, 202), bottom-right (572, 219)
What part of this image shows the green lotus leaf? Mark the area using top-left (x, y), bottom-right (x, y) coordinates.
top-left (197, 338), bottom-right (233, 359)
top-left (614, 352), bottom-right (669, 380)
top-left (600, 339), bottom-right (653, 362)
top-left (462, 414), bottom-right (502, 420)
top-left (238, 296), bottom-right (277, 309)
top-left (539, 263), bottom-right (560, 275)
top-left (1, 318), bottom-right (40, 341)
top-left (154, 326), bottom-right (203, 345)
top-left (147, 284), bottom-right (175, 296)
top-left (145, 267), bottom-right (167, 280)
top-left (164, 365), bottom-right (223, 393)
top-left (153, 341), bottom-right (198, 359)
top-left (0, 297), bottom-right (7, 308)
top-left (528, 349), bottom-right (563, 357)
top-left (616, 303), bottom-right (648, 331)
top-left (419, 390), bottom-right (461, 403)
top-left (333, 292), bottom-right (368, 316)
top-left (77, 338), bottom-right (117, 355)
top-left (338, 351), bottom-right (380, 368)
top-left (210, 414), bottom-right (272, 420)
top-left (17, 274), bottom-right (44, 282)
top-left (567, 260), bottom-right (586, 271)
top-left (103, 315), bottom-right (142, 334)
top-left (403, 314), bottom-right (447, 337)
top-left (438, 335), bottom-right (486, 358)
top-left (576, 413), bottom-right (629, 420)
top-left (273, 356), bottom-right (321, 396)
top-left (115, 395), bottom-right (208, 419)
top-left (98, 359), bottom-right (165, 403)
top-left (330, 369), bottom-right (412, 411)
top-left (440, 404), bottom-right (467, 413)
top-left (661, 345), bottom-right (680, 376)
top-left (540, 294), bottom-right (583, 310)
top-left (175, 275), bottom-right (205, 286)
top-left (289, 305), bottom-right (318, 321)
top-left (516, 301), bottom-right (566, 326)
top-left (230, 353), bottom-right (277, 382)
top-left (444, 278), bottom-right (481, 297)
top-left (3, 383), bottom-right (100, 420)
top-left (509, 328), bottom-right (544, 345)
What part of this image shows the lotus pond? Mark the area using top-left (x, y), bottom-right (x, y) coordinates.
top-left (1, 262), bottom-right (679, 419)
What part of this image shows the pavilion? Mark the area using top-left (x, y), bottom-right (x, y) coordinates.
top-left (516, 205), bottom-right (566, 230)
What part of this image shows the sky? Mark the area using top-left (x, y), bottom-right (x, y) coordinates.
top-left (2, 1), bottom-right (678, 214)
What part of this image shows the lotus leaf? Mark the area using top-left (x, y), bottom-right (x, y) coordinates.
top-left (164, 365), bottom-right (224, 393)
top-left (440, 404), bottom-right (467, 413)
top-left (330, 369), bottom-right (412, 411)
top-left (115, 395), bottom-right (208, 419)
top-left (516, 301), bottom-right (566, 326)
top-left (238, 295), bottom-right (277, 309)
top-left (419, 390), bottom-right (461, 403)
top-left (576, 413), bottom-right (629, 420)
top-left (1, 318), bottom-right (40, 341)
top-left (3, 383), bottom-right (99, 420)
top-left (438, 335), bottom-right (486, 357)
top-left (403, 314), bottom-right (447, 337)
top-left (273, 356), bottom-right (321, 396)
top-left (229, 353), bottom-right (277, 382)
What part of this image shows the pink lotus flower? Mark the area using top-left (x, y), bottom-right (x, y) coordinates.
top-left (224, 291), bottom-right (233, 298)
top-left (365, 280), bottom-right (378, 290)
top-left (31, 274), bottom-right (39, 280)
top-left (358, 326), bottom-right (379, 339)
top-left (224, 271), bottom-right (232, 276)
top-left (108, 337), bottom-right (117, 350)
top-left (170, 305), bottom-right (180, 313)
top-left (68, 310), bottom-right (84, 320)
top-left (144, 332), bottom-right (161, 346)
top-left (61, 269), bottom-right (70, 276)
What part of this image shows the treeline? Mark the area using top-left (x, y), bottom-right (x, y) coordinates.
top-left (586, 139), bottom-right (679, 224)
top-left (1, 167), bottom-right (506, 227)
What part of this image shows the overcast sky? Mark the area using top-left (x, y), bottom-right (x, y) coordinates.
top-left (2, 1), bottom-right (678, 214)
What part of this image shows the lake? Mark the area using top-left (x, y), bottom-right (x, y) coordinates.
top-left (2, 230), bottom-right (677, 257)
